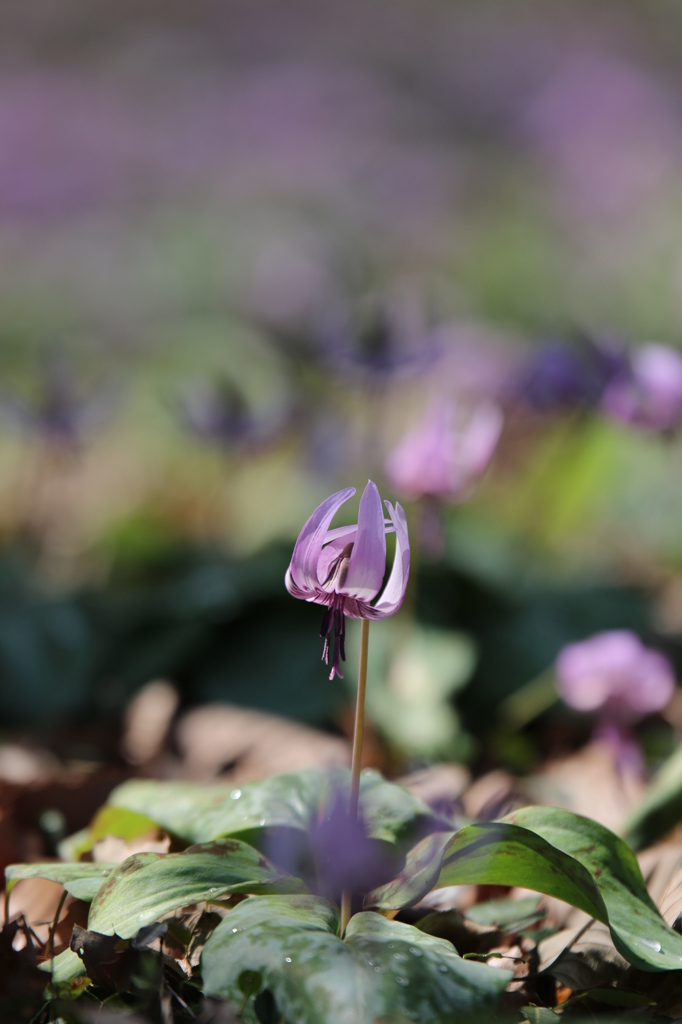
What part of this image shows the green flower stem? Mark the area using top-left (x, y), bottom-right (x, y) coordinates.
top-left (340, 617), bottom-right (370, 936)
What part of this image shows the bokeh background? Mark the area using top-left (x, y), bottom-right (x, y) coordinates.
top-left (3, 0), bottom-right (682, 785)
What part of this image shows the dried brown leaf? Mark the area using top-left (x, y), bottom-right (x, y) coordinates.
top-left (175, 703), bottom-right (349, 781)
top-left (524, 741), bottom-right (643, 834)
top-left (537, 920), bottom-right (628, 991)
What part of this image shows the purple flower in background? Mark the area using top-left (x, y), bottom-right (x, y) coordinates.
top-left (601, 343), bottom-right (682, 433)
top-left (512, 336), bottom-right (626, 412)
top-left (178, 378), bottom-right (289, 452)
top-left (556, 630), bottom-right (675, 773)
top-left (322, 292), bottom-right (441, 383)
top-left (0, 352), bottom-right (120, 448)
top-left (385, 399), bottom-right (503, 502)
top-left (285, 481), bottom-right (409, 680)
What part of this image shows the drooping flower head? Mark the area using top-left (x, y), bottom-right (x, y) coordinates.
top-left (385, 399), bottom-right (503, 502)
top-left (556, 630), bottom-right (675, 772)
top-left (285, 481), bottom-right (409, 680)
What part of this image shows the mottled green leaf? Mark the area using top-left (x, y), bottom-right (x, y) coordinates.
top-left (38, 947), bottom-right (87, 983)
top-left (64, 876), bottom-right (111, 902)
top-left (366, 823), bottom-right (606, 924)
top-left (521, 1009), bottom-right (561, 1023)
top-left (5, 861), bottom-right (115, 897)
top-left (506, 806), bottom-right (682, 972)
top-left (578, 988), bottom-right (654, 1008)
top-left (202, 895), bottom-right (512, 1024)
top-left (363, 831), bottom-right (452, 910)
top-left (88, 839), bottom-right (306, 938)
top-left (57, 804), bottom-right (168, 859)
top-left (108, 767), bottom-right (434, 845)
top-left (466, 896), bottom-right (544, 931)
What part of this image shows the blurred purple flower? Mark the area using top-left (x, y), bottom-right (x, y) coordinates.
top-left (556, 630), bottom-right (675, 773)
top-left (285, 481), bottom-right (409, 680)
top-left (178, 379), bottom-right (289, 452)
top-left (308, 793), bottom-right (396, 901)
top-left (523, 55), bottom-right (680, 217)
top-left (512, 336), bottom-right (626, 412)
top-left (385, 399), bottom-right (503, 502)
top-left (262, 788), bottom-right (397, 902)
top-left (0, 353), bottom-right (120, 447)
top-left (322, 292), bottom-right (442, 383)
top-left (601, 343), bottom-right (682, 433)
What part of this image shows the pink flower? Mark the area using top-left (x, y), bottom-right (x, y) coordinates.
top-left (556, 630), bottom-right (675, 773)
top-left (285, 481), bottom-right (409, 680)
top-left (385, 399), bottom-right (503, 501)
top-left (556, 630), bottom-right (674, 723)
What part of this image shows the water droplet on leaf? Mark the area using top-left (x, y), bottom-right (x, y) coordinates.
top-left (230, 789), bottom-right (242, 800)
top-left (285, 957), bottom-right (292, 963)
top-left (408, 946), bottom-right (423, 957)
top-left (395, 976), bottom-right (409, 986)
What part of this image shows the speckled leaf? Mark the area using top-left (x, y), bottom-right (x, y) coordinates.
top-left (506, 806), bottom-right (682, 972)
top-left (38, 947), bottom-right (87, 984)
top-left (87, 839), bottom-right (306, 938)
top-left (57, 804), bottom-right (166, 860)
top-left (65, 876), bottom-right (112, 901)
top-left (366, 823), bottom-right (606, 924)
top-left (364, 831), bottom-right (452, 910)
top-left (5, 861), bottom-right (116, 898)
top-left (466, 895), bottom-right (544, 931)
top-left (107, 767), bottom-right (434, 845)
top-left (521, 1009), bottom-right (561, 1023)
top-left (201, 895), bottom-right (511, 1024)
top-left (344, 912), bottom-right (512, 1019)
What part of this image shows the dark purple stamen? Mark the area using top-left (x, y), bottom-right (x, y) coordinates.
top-left (320, 605), bottom-right (333, 639)
top-left (320, 597), bottom-right (347, 680)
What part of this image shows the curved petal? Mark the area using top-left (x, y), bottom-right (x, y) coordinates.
top-left (316, 532), bottom-right (357, 585)
top-left (367, 500), bottom-right (410, 618)
top-left (284, 564), bottom-right (310, 600)
top-left (287, 487), bottom-right (355, 593)
top-left (318, 524), bottom-right (394, 590)
top-left (339, 480), bottom-right (386, 600)
top-left (323, 524), bottom-right (360, 545)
